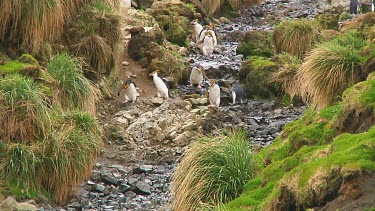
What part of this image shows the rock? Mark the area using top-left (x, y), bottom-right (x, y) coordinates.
top-left (151, 97), bottom-right (164, 105)
top-left (102, 173), bottom-right (120, 185)
top-left (115, 117), bottom-right (129, 127)
top-left (133, 165), bottom-right (153, 174)
top-left (219, 17), bottom-right (231, 24)
top-left (122, 61), bottom-right (130, 66)
top-left (0, 196), bottom-right (18, 210)
top-left (95, 184), bottom-right (106, 192)
top-left (182, 121), bottom-right (198, 131)
top-left (124, 191), bottom-right (137, 198)
top-left (134, 181), bottom-right (152, 195)
top-left (68, 202), bottom-right (81, 210)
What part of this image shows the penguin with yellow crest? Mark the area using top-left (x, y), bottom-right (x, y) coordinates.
top-left (189, 64), bottom-right (206, 89)
top-left (149, 70), bottom-right (169, 99)
top-left (118, 78), bottom-right (144, 103)
top-left (207, 79), bottom-right (220, 107)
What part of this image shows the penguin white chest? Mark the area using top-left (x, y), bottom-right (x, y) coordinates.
top-left (208, 84), bottom-right (220, 107)
top-left (194, 24), bottom-right (204, 42)
top-left (190, 67), bottom-right (203, 85)
top-left (153, 75), bottom-right (169, 99)
top-left (202, 36), bottom-right (215, 58)
top-left (125, 83), bottom-right (139, 102)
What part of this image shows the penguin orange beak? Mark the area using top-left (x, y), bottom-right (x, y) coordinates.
top-left (124, 84), bottom-right (129, 89)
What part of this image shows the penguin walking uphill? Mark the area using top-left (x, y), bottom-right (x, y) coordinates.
top-left (149, 70), bottom-right (169, 99)
top-left (201, 31), bottom-right (215, 59)
top-left (191, 19), bottom-right (204, 43)
top-left (207, 79), bottom-right (220, 107)
top-left (189, 64), bottom-right (206, 89)
top-left (119, 78), bottom-right (144, 103)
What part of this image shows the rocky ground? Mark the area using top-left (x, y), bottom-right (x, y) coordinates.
top-left (11, 0), bottom-right (352, 210)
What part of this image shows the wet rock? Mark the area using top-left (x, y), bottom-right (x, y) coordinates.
top-left (102, 173), bottom-right (120, 185)
top-left (134, 181), bottom-right (152, 195)
top-left (95, 184), bottom-right (106, 192)
top-left (133, 165), bottom-right (153, 174)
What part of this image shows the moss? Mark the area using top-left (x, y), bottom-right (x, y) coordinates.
top-left (166, 23), bottom-right (187, 46)
top-left (224, 99), bottom-right (375, 210)
top-left (237, 31), bottom-right (273, 58)
top-left (241, 57), bottom-right (278, 99)
top-left (0, 178), bottom-right (51, 201)
top-left (0, 60), bottom-right (30, 74)
top-left (147, 2), bottom-right (194, 46)
top-left (17, 54), bottom-right (39, 66)
top-left (147, 42), bottom-right (188, 82)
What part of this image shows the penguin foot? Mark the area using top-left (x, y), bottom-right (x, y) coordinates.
top-left (122, 100), bottom-right (129, 104)
top-left (197, 85), bottom-right (202, 89)
top-left (189, 84), bottom-right (193, 87)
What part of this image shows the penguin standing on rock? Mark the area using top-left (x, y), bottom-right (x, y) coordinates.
top-left (208, 79), bottom-right (220, 107)
top-left (201, 31), bottom-right (215, 59)
top-left (119, 78), bottom-right (144, 103)
top-left (149, 70), bottom-right (169, 99)
top-left (189, 65), bottom-right (206, 88)
top-left (230, 81), bottom-right (246, 104)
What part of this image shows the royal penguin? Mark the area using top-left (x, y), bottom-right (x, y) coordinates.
top-left (208, 79), bottom-right (220, 107)
top-left (118, 78), bottom-right (143, 103)
top-left (149, 70), bottom-right (169, 99)
top-left (201, 31), bottom-right (215, 59)
top-left (191, 19), bottom-right (204, 43)
top-left (198, 25), bottom-right (217, 47)
top-left (190, 65), bottom-right (205, 88)
top-left (230, 81), bottom-right (246, 104)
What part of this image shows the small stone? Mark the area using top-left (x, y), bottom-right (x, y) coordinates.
top-left (151, 97), bottom-right (164, 105)
top-left (95, 184), bottom-right (106, 192)
top-left (134, 181), bottom-right (152, 195)
top-left (87, 180), bottom-right (96, 185)
top-left (122, 61), bottom-right (129, 66)
top-left (124, 191), bottom-right (137, 198)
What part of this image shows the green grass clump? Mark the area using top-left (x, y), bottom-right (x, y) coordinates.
top-left (0, 74), bottom-right (51, 142)
top-left (47, 53), bottom-right (100, 114)
top-left (171, 132), bottom-right (256, 211)
top-left (297, 32), bottom-right (367, 109)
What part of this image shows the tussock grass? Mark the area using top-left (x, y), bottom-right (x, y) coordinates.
top-left (203, 0), bottom-right (262, 15)
top-left (271, 53), bottom-right (302, 101)
top-left (47, 53), bottom-right (100, 114)
top-left (0, 0), bottom-right (64, 53)
top-left (40, 110), bottom-right (103, 203)
top-left (297, 32), bottom-right (366, 108)
top-left (171, 132), bottom-right (255, 211)
top-left (273, 19), bottom-right (320, 58)
top-left (0, 143), bottom-right (42, 189)
top-left (67, 0), bottom-right (122, 77)
top-left (0, 74), bottom-right (51, 143)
